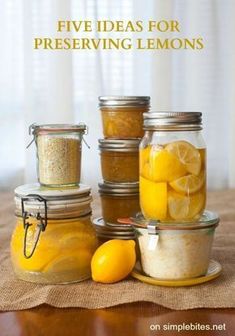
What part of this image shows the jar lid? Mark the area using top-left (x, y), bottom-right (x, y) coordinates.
top-left (98, 182), bottom-right (139, 196)
top-left (99, 96), bottom-right (150, 107)
top-left (29, 123), bottom-right (87, 135)
top-left (125, 211), bottom-right (219, 232)
top-left (93, 218), bottom-right (136, 239)
top-left (98, 139), bottom-right (140, 152)
top-left (15, 183), bottom-right (92, 219)
top-left (143, 112), bottom-right (202, 131)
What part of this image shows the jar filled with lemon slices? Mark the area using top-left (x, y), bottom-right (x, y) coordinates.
top-left (11, 183), bottom-right (98, 284)
top-left (140, 112), bottom-right (206, 222)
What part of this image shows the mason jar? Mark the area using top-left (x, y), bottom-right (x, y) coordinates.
top-left (99, 96), bottom-right (150, 139)
top-left (11, 183), bottom-right (98, 284)
top-left (98, 182), bottom-right (140, 223)
top-left (140, 112), bottom-right (206, 222)
top-left (133, 211), bottom-right (219, 279)
top-left (30, 124), bottom-right (87, 187)
top-left (99, 139), bottom-right (140, 183)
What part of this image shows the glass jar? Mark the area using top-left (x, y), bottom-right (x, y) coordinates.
top-left (140, 112), bottom-right (206, 222)
top-left (99, 96), bottom-right (150, 139)
top-left (30, 124), bottom-right (87, 187)
top-left (98, 182), bottom-right (140, 224)
top-left (134, 211), bottom-right (219, 279)
top-left (99, 139), bottom-right (140, 183)
top-left (11, 183), bottom-right (98, 284)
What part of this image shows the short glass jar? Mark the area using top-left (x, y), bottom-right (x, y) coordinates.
top-left (30, 124), bottom-right (87, 187)
top-left (99, 139), bottom-right (140, 183)
top-left (134, 211), bottom-right (219, 279)
top-left (98, 182), bottom-right (140, 224)
top-left (99, 96), bottom-right (150, 139)
top-left (140, 112), bottom-right (206, 222)
top-left (11, 183), bottom-right (98, 284)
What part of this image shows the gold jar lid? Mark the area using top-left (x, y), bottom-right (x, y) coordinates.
top-left (99, 96), bottom-right (150, 107)
top-left (98, 138), bottom-right (140, 152)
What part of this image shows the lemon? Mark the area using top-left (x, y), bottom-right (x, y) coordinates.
top-left (140, 176), bottom-right (167, 220)
top-left (168, 190), bottom-right (205, 220)
top-left (91, 240), bottom-right (136, 284)
top-left (169, 171), bottom-right (205, 194)
top-left (43, 250), bottom-right (93, 273)
top-left (141, 148), bottom-right (186, 182)
top-left (165, 141), bottom-right (201, 175)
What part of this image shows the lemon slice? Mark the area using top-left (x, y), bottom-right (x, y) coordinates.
top-left (140, 176), bottom-right (167, 220)
top-left (169, 171), bottom-right (205, 194)
top-left (168, 190), bottom-right (205, 220)
top-left (165, 141), bottom-right (201, 175)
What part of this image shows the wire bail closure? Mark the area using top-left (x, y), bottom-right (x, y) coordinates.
top-left (21, 194), bottom-right (48, 259)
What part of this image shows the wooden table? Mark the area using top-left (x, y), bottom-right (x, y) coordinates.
top-left (0, 191), bottom-right (234, 336)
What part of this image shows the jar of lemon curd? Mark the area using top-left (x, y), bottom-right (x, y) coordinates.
top-left (11, 183), bottom-right (98, 284)
top-left (140, 112), bottom-right (206, 222)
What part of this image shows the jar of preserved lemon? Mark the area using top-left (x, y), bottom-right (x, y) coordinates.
top-left (98, 182), bottom-right (140, 223)
top-left (99, 139), bottom-right (140, 183)
top-left (29, 124), bottom-right (87, 187)
top-left (99, 96), bottom-right (150, 139)
top-left (140, 112), bottom-right (206, 222)
top-left (11, 183), bottom-right (98, 284)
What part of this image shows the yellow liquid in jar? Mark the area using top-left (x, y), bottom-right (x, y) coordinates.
top-left (140, 140), bottom-right (206, 221)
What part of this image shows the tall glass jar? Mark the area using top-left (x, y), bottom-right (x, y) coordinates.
top-left (99, 139), bottom-right (140, 183)
top-left (30, 124), bottom-right (87, 187)
top-left (140, 112), bottom-right (206, 222)
top-left (11, 183), bottom-right (98, 284)
top-left (99, 96), bottom-right (150, 139)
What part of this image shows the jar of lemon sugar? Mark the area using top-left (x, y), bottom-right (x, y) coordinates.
top-left (140, 112), bottom-right (206, 222)
top-left (11, 183), bottom-right (98, 284)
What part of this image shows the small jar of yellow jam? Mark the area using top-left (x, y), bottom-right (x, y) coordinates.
top-left (140, 112), bottom-right (206, 222)
top-left (99, 139), bottom-right (140, 183)
top-left (99, 96), bottom-right (150, 139)
top-left (11, 183), bottom-right (98, 284)
top-left (98, 182), bottom-right (140, 224)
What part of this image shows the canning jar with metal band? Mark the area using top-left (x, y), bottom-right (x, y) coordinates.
top-left (140, 112), bottom-right (206, 222)
top-left (99, 139), bottom-right (140, 183)
top-left (30, 124), bottom-right (87, 187)
top-left (98, 182), bottom-right (140, 224)
top-left (99, 96), bottom-right (150, 139)
top-left (11, 183), bottom-right (98, 284)
top-left (132, 211), bottom-right (219, 280)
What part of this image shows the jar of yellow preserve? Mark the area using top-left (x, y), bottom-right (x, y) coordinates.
top-left (140, 112), bottom-right (206, 222)
top-left (11, 183), bottom-right (98, 284)
top-left (99, 139), bottom-right (140, 183)
top-left (98, 182), bottom-right (140, 223)
top-left (99, 96), bottom-right (150, 139)
top-left (29, 124), bottom-right (87, 187)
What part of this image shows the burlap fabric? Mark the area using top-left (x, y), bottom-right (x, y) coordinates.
top-left (0, 190), bottom-right (234, 311)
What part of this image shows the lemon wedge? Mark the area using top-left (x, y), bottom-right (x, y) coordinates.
top-left (168, 190), bottom-right (205, 220)
top-left (169, 171), bottom-right (205, 194)
top-left (166, 141), bottom-right (201, 175)
top-left (140, 176), bottom-right (167, 220)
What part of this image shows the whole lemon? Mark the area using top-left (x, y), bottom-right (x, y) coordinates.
top-left (91, 239), bottom-right (136, 284)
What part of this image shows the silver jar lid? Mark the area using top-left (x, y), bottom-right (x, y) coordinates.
top-left (93, 217), bottom-right (136, 239)
top-left (143, 112), bottom-right (202, 131)
top-left (98, 139), bottom-right (140, 152)
top-left (15, 183), bottom-right (92, 219)
top-left (99, 96), bottom-right (150, 107)
top-left (29, 123), bottom-right (87, 135)
top-left (98, 182), bottom-right (139, 196)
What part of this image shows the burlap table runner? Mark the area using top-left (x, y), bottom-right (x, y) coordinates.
top-left (0, 190), bottom-right (235, 311)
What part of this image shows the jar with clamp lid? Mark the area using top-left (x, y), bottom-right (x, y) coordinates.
top-left (11, 183), bottom-right (98, 284)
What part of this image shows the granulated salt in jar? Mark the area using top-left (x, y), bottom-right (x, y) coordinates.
top-left (30, 124), bottom-right (87, 187)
